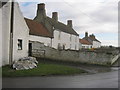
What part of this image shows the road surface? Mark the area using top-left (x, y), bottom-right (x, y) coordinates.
top-left (2, 68), bottom-right (119, 88)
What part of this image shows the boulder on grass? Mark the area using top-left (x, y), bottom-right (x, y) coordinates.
top-left (13, 57), bottom-right (38, 70)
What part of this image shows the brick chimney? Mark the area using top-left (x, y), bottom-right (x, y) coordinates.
top-left (52, 12), bottom-right (58, 21)
top-left (89, 34), bottom-right (95, 39)
top-left (37, 3), bottom-right (46, 17)
top-left (38, 3), bottom-right (45, 10)
top-left (85, 32), bottom-right (88, 37)
top-left (67, 20), bottom-right (72, 28)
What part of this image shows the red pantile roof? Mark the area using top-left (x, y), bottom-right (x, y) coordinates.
top-left (79, 39), bottom-right (92, 45)
top-left (25, 18), bottom-right (53, 38)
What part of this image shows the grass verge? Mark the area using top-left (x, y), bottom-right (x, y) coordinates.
top-left (2, 63), bottom-right (86, 77)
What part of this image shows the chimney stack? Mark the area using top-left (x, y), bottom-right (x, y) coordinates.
top-left (67, 20), bottom-right (72, 28)
top-left (52, 12), bottom-right (58, 21)
top-left (89, 34), bottom-right (95, 39)
top-left (85, 32), bottom-right (88, 37)
top-left (38, 3), bottom-right (45, 10)
top-left (37, 3), bottom-right (46, 17)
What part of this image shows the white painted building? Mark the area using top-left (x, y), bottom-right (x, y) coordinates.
top-left (33, 3), bottom-right (79, 50)
top-left (79, 39), bottom-right (92, 49)
top-left (52, 29), bottom-right (79, 50)
top-left (25, 18), bottom-right (52, 47)
top-left (88, 34), bottom-right (101, 48)
top-left (29, 35), bottom-right (51, 47)
top-left (0, 2), bottom-right (79, 66)
top-left (1, 1), bottom-right (29, 66)
top-left (92, 41), bottom-right (101, 48)
top-left (80, 32), bottom-right (101, 49)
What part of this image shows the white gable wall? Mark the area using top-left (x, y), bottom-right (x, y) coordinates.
top-left (52, 30), bottom-right (79, 50)
top-left (81, 44), bottom-right (92, 49)
top-left (92, 41), bottom-right (101, 48)
top-left (13, 2), bottom-right (29, 61)
top-left (0, 1), bottom-right (29, 66)
top-left (29, 35), bottom-right (51, 47)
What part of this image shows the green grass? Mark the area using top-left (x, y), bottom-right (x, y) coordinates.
top-left (2, 63), bottom-right (86, 77)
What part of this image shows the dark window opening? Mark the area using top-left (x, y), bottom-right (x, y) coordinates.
top-left (18, 39), bottom-right (22, 50)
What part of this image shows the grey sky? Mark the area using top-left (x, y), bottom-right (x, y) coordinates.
top-left (17, 0), bottom-right (119, 46)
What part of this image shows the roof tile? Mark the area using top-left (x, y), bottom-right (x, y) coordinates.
top-left (79, 39), bottom-right (92, 45)
top-left (25, 18), bottom-right (53, 38)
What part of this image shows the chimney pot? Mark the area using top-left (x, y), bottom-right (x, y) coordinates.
top-left (52, 12), bottom-right (58, 21)
top-left (36, 3), bottom-right (46, 18)
top-left (67, 20), bottom-right (72, 28)
top-left (38, 3), bottom-right (45, 10)
top-left (85, 32), bottom-right (88, 37)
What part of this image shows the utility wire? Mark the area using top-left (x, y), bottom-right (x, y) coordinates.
top-left (63, 0), bottom-right (103, 26)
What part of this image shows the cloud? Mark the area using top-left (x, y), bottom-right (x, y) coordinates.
top-left (18, 0), bottom-right (119, 46)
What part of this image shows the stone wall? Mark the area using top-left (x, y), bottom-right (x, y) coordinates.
top-left (31, 41), bottom-right (119, 66)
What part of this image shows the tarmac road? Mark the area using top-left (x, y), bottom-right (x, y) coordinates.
top-left (2, 68), bottom-right (119, 88)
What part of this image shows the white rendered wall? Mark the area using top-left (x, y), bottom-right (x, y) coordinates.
top-left (81, 44), bottom-right (92, 49)
top-left (29, 35), bottom-right (51, 47)
top-left (12, 2), bottom-right (29, 61)
top-left (1, 2), bottom-right (11, 65)
top-left (92, 41), bottom-right (101, 48)
top-left (52, 30), bottom-right (79, 50)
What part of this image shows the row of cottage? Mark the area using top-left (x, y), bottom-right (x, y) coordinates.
top-left (0, 1), bottom-right (101, 66)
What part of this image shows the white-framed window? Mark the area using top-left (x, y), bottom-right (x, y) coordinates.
top-left (18, 39), bottom-right (22, 50)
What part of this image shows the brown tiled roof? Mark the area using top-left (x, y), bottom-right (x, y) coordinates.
top-left (25, 18), bottom-right (53, 38)
top-left (79, 39), bottom-right (92, 45)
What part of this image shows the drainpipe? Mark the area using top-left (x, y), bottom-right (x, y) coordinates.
top-left (9, 0), bottom-right (14, 65)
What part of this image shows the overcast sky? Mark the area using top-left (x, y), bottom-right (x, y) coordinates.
top-left (17, 0), bottom-right (119, 47)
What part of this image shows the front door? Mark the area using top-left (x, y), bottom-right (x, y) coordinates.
top-left (29, 43), bottom-right (32, 56)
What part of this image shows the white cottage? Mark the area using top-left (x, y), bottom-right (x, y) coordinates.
top-left (80, 32), bottom-right (101, 49)
top-left (79, 39), bottom-right (92, 49)
top-left (0, 1), bottom-right (29, 66)
top-left (25, 18), bottom-right (53, 47)
top-left (0, 2), bottom-right (80, 66)
top-left (33, 3), bottom-right (79, 50)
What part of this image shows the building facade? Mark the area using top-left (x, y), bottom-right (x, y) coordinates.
top-left (1, 1), bottom-right (29, 66)
top-left (80, 32), bottom-right (101, 49)
top-left (34, 3), bottom-right (79, 50)
top-left (79, 39), bottom-right (92, 49)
